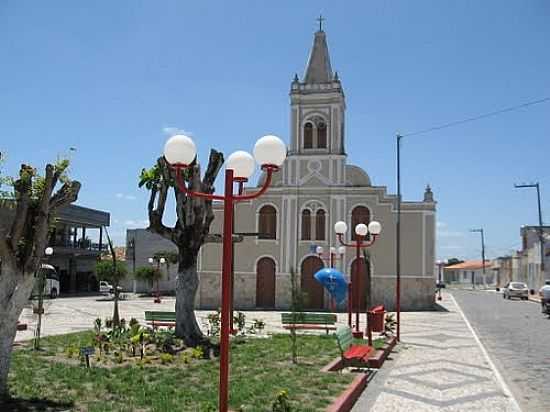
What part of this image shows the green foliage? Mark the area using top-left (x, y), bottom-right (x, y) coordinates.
top-left (233, 311), bottom-right (247, 336)
top-left (138, 165), bottom-right (162, 190)
top-left (159, 353), bottom-right (174, 364)
top-left (382, 313), bottom-right (397, 337)
top-left (96, 260), bottom-right (127, 283)
top-left (373, 338), bottom-right (386, 350)
top-left (191, 346), bottom-right (204, 360)
top-left (272, 390), bottom-right (292, 412)
top-left (206, 310), bottom-right (221, 337)
top-left (135, 266), bottom-right (163, 284)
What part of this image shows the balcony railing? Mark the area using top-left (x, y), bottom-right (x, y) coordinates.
top-left (52, 239), bottom-right (107, 252)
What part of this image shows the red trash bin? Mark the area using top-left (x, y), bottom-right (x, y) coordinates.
top-left (367, 305), bottom-right (385, 333)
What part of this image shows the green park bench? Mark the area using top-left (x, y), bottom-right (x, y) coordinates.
top-left (335, 326), bottom-right (374, 368)
top-left (281, 312), bottom-right (337, 334)
top-left (144, 311), bottom-right (176, 329)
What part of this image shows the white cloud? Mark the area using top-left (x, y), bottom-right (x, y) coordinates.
top-left (436, 221), bottom-right (447, 229)
top-left (115, 193), bottom-right (137, 201)
top-left (438, 230), bottom-right (465, 238)
top-left (162, 126), bottom-right (192, 137)
top-left (124, 219), bottom-right (149, 228)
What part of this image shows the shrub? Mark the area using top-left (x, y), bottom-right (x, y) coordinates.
top-left (207, 310), bottom-right (220, 337)
top-left (191, 346), bottom-right (204, 360)
top-left (160, 353), bottom-right (174, 364)
top-left (272, 390), bottom-right (292, 412)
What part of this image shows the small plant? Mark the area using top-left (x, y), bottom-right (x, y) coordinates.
top-left (207, 310), bottom-right (221, 337)
top-left (178, 351), bottom-right (192, 365)
top-left (113, 351), bottom-right (124, 364)
top-left (64, 345), bottom-right (79, 359)
top-left (160, 353), bottom-right (174, 364)
top-left (272, 390), bottom-right (292, 412)
top-left (191, 346), bottom-right (204, 360)
top-left (129, 318), bottom-right (140, 328)
top-left (233, 311), bottom-right (246, 335)
top-left (94, 318), bottom-right (102, 335)
top-left (253, 319), bottom-right (265, 333)
top-left (382, 313), bottom-right (397, 337)
top-left (373, 338), bottom-right (385, 350)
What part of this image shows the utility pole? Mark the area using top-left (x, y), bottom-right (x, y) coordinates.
top-left (395, 133), bottom-right (402, 341)
top-left (515, 183), bottom-right (545, 276)
top-left (470, 228), bottom-right (486, 287)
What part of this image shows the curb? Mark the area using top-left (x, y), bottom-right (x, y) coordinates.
top-left (326, 374), bottom-right (368, 412)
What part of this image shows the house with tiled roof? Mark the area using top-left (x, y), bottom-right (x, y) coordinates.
top-left (444, 260), bottom-right (495, 287)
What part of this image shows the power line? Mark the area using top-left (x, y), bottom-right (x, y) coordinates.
top-left (403, 96), bottom-right (550, 138)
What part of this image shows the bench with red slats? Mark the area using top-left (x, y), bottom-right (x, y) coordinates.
top-left (336, 326), bottom-right (374, 367)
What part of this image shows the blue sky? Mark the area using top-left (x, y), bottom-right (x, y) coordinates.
top-left (1, 1), bottom-right (549, 259)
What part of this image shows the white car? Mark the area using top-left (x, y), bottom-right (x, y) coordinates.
top-left (503, 282), bottom-right (529, 300)
top-left (99, 281), bottom-right (122, 294)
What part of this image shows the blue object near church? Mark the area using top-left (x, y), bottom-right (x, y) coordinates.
top-left (314, 268), bottom-right (348, 304)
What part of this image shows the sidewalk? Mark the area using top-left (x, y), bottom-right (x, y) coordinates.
top-left (352, 292), bottom-right (521, 412)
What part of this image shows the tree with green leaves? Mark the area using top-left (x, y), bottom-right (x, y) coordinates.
top-left (139, 152), bottom-right (224, 347)
top-left (135, 266), bottom-right (163, 292)
top-left (0, 159), bottom-right (80, 399)
top-left (96, 259), bottom-right (127, 326)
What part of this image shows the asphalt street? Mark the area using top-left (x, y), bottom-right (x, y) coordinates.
top-left (451, 289), bottom-right (550, 412)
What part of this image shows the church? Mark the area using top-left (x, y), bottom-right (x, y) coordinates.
top-left (126, 27), bottom-right (436, 311)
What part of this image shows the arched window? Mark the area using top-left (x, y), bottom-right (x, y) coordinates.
top-left (351, 206), bottom-right (370, 241)
top-left (315, 210), bottom-right (326, 240)
top-left (317, 122), bottom-right (327, 148)
top-left (258, 205), bottom-right (277, 239)
top-left (304, 122), bottom-right (313, 149)
top-left (301, 209), bottom-right (312, 240)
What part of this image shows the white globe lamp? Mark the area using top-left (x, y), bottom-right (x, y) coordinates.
top-left (160, 257), bottom-right (166, 264)
top-left (355, 223), bottom-right (369, 237)
top-left (334, 221), bottom-right (348, 235)
top-left (148, 257), bottom-right (154, 264)
top-left (316, 246), bottom-right (324, 255)
top-left (368, 221), bottom-right (382, 235)
top-left (253, 135), bottom-right (287, 167)
top-left (164, 134), bottom-right (197, 166)
top-left (330, 246), bottom-right (336, 254)
top-left (338, 246), bottom-right (346, 255)
top-left (226, 151), bottom-right (256, 179)
top-left (45, 247), bottom-right (53, 256)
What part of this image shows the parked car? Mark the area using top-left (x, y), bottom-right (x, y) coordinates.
top-left (99, 280), bottom-right (123, 294)
top-left (31, 264), bottom-right (59, 299)
top-left (503, 282), bottom-right (529, 300)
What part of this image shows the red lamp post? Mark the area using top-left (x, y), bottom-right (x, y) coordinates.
top-left (164, 134), bottom-right (287, 412)
top-left (334, 220), bottom-right (382, 341)
top-left (148, 256), bottom-right (166, 303)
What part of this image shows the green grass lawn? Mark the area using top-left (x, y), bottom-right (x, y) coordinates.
top-left (7, 332), bottom-right (355, 411)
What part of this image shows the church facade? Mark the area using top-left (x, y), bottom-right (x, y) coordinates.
top-left (196, 28), bottom-right (437, 311)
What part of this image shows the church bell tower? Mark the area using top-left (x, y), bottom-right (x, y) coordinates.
top-left (286, 20), bottom-right (347, 186)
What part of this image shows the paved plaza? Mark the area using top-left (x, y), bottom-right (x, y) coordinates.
top-left (352, 293), bottom-right (521, 412)
top-left (16, 294), bottom-right (353, 342)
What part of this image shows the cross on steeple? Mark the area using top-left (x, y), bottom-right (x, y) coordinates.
top-left (317, 14), bottom-right (325, 31)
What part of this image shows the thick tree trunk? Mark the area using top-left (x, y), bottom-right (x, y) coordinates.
top-left (175, 259), bottom-right (208, 348)
top-left (0, 270), bottom-right (35, 399)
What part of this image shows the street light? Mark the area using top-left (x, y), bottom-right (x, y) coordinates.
top-left (435, 259), bottom-right (448, 301)
top-left (34, 247), bottom-right (54, 350)
top-left (164, 133), bottom-right (286, 412)
top-left (335, 219), bottom-right (382, 341)
top-left (148, 256), bottom-right (166, 303)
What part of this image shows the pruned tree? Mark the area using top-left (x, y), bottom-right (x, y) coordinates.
top-left (139, 151), bottom-right (224, 347)
top-left (0, 160), bottom-right (80, 399)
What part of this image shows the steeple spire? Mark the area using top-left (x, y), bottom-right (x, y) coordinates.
top-left (303, 21), bottom-right (333, 84)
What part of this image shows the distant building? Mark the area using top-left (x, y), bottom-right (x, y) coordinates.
top-left (126, 27), bottom-right (437, 311)
top-left (516, 226), bottom-right (550, 290)
top-left (444, 260), bottom-right (495, 287)
top-left (1, 204), bottom-right (110, 294)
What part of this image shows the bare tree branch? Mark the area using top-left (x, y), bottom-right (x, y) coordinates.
top-left (9, 165), bottom-right (33, 249)
top-left (201, 149), bottom-right (224, 190)
top-left (49, 181), bottom-right (81, 210)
